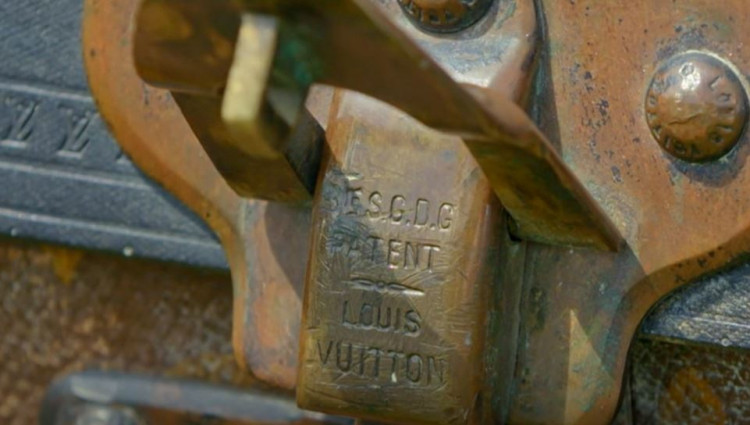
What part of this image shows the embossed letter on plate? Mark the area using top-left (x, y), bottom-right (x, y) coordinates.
top-left (297, 90), bottom-right (503, 425)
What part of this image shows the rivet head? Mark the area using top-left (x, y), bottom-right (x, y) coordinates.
top-left (397, 0), bottom-right (494, 33)
top-left (645, 52), bottom-right (748, 162)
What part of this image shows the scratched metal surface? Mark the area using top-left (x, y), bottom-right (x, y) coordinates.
top-left (0, 0), bottom-right (226, 269)
top-left (0, 239), bottom-right (246, 425)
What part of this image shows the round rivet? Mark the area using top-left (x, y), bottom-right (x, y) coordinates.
top-left (645, 52), bottom-right (748, 162)
top-left (397, 0), bottom-right (494, 33)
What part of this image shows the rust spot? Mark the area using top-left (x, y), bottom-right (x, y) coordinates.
top-left (44, 245), bottom-right (84, 286)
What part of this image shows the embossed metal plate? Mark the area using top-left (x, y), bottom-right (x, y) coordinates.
top-left (297, 91), bottom-right (503, 425)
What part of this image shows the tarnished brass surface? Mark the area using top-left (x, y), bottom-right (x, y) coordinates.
top-left (296, 91), bottom-right (503, 425)
top-left (83, 0), bottom-right (315, 390)
top-left (84, 0), bottom-right (750, 424)
top-left (133, 0), bottom-right (621, 250)
top-left (290, 6), bottom-right (538, 421)
top-left (90, 0), bottom-right (540, 398)
top-left (502, 1), bottom-right (750, 423)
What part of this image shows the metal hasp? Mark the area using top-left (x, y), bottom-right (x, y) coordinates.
top-left (85, 0), bottom-right (750, 424)
top-left (132, 0), bottom-right (621, 251)
top-left (83, 0), bottom-right (315, 391)
top-left (130, 1), bottom-right (539, 423)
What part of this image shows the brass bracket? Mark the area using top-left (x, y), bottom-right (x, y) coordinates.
top-left (83, 0), bottom-right (750, 424)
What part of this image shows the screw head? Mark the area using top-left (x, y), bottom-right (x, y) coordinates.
top-left (645, 52), bottom-right (748, 162)
top-left (397, 0), bottom-right (494, 33)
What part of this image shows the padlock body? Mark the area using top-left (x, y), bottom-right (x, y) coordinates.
top-left (297, 91), bottom-right (503, 425)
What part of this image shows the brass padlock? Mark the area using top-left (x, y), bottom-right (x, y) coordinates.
top-left (296, 90), bottom-right (503, 425)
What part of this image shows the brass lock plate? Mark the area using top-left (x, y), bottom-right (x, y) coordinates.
top-left (297, 91), bottom-right (503, 425)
